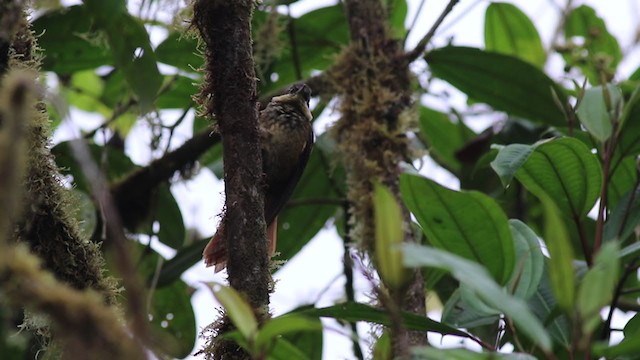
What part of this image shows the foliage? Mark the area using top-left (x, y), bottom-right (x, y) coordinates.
top-left (1, 0), bottom-right (639, 359)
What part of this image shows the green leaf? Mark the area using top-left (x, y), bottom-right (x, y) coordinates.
top-left (576, 241), bottom-right (619, 334)
top-left (83, 0), bottom-right (161, 111)
top-left (373, 181), bottom-right (410, 290)
top-left (400, 174), bottom-right (515, 284)
top-left (150, 185), bottom-right (186, 249)
top-left (507, 220), bottom-right (545, 300)
top-left (515, 138), bottom-right (602, 218)
top-left (442, 289), bottom-right (499, 329)
top-left (527, 268), bottom-right (572, 348)
top-left (281, 315), bottom-right (322, 360)
top-left (484, 2), bottom-right (545, 67)
top-left (155, 32), bottom-right (203, 71)
top-left (155, 239), bottom-right (208, 287)
top-left (604, 187), bottom-right (640, 243)
top-left (149, 280), bottom-right (197, 358)
top-left (32, 6), bottom-right (112, 73)
top-left (156, 76), bottom-right (197, 109)
top-left (426, 46), bottom-right (567, 126)
top-left (261, 5), bottom-right (349, 95)
top-left (256, 315), bottom-right (321, 350)
top-left (412, 347), bottom-right (537, 360)
top-left (292, 302), bottom-right (470, 338)
top-left (576, 85), bottom-right (622, 142)
top-left (418, 106), bottom-right (475, 174)
top-left (387, 0), bottom-right (407, 39)
top-left (207, 283), bottom-right (258, 340)
top-left (402, 243), bottom-right (552, 350)
top-left (275, 135), bottom-right (342, 263)
top-left (52, 141), bottom-right (137, 193)
top-left (607, 155), bottom-right (637, 210)
top-left (268, 338), bottom-right (310, 360)
top-left (490, 143), bottom-right (534, 187)
top-left (616, 87), bottom-right (640, 159)
top-left (540, 197), bottom-right (575, 312)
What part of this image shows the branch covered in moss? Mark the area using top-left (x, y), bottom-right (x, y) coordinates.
top-left (0, 245), bottom-right (145, 360)
top-left (193, 0), bottom-right (270, 357)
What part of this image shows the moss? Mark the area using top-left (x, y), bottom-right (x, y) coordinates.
top-left (327, 40), bottom-right (415, 251)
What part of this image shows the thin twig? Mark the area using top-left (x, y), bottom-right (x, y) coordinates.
top-left (547, 0), bottom-right (575, 54)
top-left (405, 0), bottom-right (460, 62)
top-left (403, 0), bottom-right (428, 46)
top-left (67, 136), bottom-right (151, 346)
top-left (600, 258), bottom-right (640, 341)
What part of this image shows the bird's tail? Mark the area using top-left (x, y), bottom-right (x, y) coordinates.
top-left (203, 218), bottom-right (278, 273)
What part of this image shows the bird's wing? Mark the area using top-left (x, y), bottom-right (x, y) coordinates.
top-left (264, 126), bottom-right (314, 225)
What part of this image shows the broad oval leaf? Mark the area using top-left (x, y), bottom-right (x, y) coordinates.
top-left (426, 46), bottom-right (567, 126)
top-left (484, 2), bottom-right (545, 67)
top-left (400, 173), bottom-right (515, 284)
top-left (207, 283), bottom-right (258, 340)
top-left (402, 243), bottom-right (552, 351)
top-left (412, 347), bottom-right (537, 360)
top-left (255, 315), bottom-right (321, 350)
top-left (507, 220), bottom-right (544, 300)
top-left (604, 187), bottom-right (640, 243)
top-left (291, 302), bottom-right (470, 338)
top-left (540, 197), bottom-right (575, 312)
top-left (373, 182), bottom-right (411, 290)
top-left (576, 241), bottom-right (619, 335)
top-left (32, 6), bottom-right (112, 73)
top-left (490, 143), bottom-right (534, 187)
top-left (576, 85), bottom-right (622, 142)
top-left (527, 268), bottom-right (572, 348)
top-left (515, 138), bottom-right (602, 218)
top-left (418, 106), bottom-right (475, 175)
top-left (149, 280), bottom-right (197, 358)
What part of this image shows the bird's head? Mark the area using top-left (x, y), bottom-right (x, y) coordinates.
top-left (287, 83), bottom-right (312, 107)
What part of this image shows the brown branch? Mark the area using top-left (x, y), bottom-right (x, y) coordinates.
top-left (110, 128), bottom-right (221, 231)
top-left (193, 0), bottom-right (270, 356)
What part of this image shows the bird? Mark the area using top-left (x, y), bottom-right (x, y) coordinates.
top-left (203, 83), bottom-right (314, 272)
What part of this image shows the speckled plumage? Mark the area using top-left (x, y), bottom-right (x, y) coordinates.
top-left (204, 84), bottom-right (314, 271)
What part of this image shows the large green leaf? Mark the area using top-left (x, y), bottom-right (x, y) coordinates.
top-left (255, 315), bottom-right (321, 350)
top-left (260, 5), bottom-right (349, 95)
top-left (146, 185), bottom-right (186, 249)
top-left (540, 197), bottom-right (575, 312)
top-left (412, 347), bottom-right (537, 360)
top-left (511, 138), bottom-right (601, 218)
top-left (608, 156), bottom-right (637, 210)
top-left (292, 302), bottom-right (470, 338)
top-left (155, 76), bottom-right (197, 109)
top-left (507, 220), bottom-right (544, 300)
top-left (604, 187), bottom-right (640, 243)
top-left (32, 5), bottom-right (112, 73)
top-left (402, 244), bottom-right (552, 350)
top-left (490, 143), bottom-right (534, 187)
top-left (527, 268), bottom-right (572, 348)
top-left (426, 46), bottom-right (567, 126)
top-left (149, 280), bottom-right (197, 358)
top-left (155, 239), bottom-right (208, 287)
top-left (442, 289), bottom-right (499, 329)
top-left (275, 136), bottom-right (343, 263)
top-left (576, 85), bottom-right (622, 142)
top-left (576, 241), bottom-right (619, 334)
top-left (52, 141), bottom-right (137, 193)
top-left (484, 2), bottom-right (545, 67)
top-left (418, 106), bottom-right (475, 174)
top-left (155, 32), bottom-right (203, 71)
top-left (207, 283), bottom-right (258, 340)
top-left (400, 174), bottom-right (515, 284)
top-left (281, 314), bottom-right (322, 360)
top-left (83, 0), bottom-right (161, 111)
top-left (373, 182), bottom-right (410, 290)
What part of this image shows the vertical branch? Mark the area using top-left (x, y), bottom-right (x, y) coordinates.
top-left (193, 0), bottom-right (270, 311)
